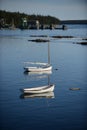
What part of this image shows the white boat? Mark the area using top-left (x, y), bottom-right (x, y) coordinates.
top-left (20, 92), bottom-right (54, 99)
top-left (24, 70), bottom-right (52, 75)
top-left (24, 38), bottom-right (52, 72)
top-left (24, 64), bottom-right (52, 72)
top-left (20, 84), bottom-right (55, 94)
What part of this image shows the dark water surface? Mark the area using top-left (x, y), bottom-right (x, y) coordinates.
top-left (0, 25), bottom-right (87, 130)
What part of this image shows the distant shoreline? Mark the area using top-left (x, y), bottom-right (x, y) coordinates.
top-left (61, 20), bottom-right (87, 24)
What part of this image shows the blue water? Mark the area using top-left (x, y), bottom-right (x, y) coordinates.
top-left (0, 25), bottom-right (87, 130)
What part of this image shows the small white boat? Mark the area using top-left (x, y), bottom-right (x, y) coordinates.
top-left (20, 92), bottom-right (54, 99)
top-left (21, 84), bottom-right (55, 94)
top-left (24, 64), bottom-right (52, 72)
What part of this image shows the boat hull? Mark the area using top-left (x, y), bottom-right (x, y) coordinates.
top-left (20, 92), bottom-right (54, 99)
top-left (24, 65), bottom-right (52, 72)
top-left (21, 84), bottom-right (55, 94)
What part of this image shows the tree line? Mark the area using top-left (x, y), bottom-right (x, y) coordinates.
top-left (0, 10), bottom-right (60, 28)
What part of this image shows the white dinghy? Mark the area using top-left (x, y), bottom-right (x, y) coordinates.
top-left (24, 69), bottom-right (52, 75)
top-left (20, 92), bottom-right (54, 99)
top-left (21, 84), bottom-right (55, 94)
top-left (24, 63), bottom-right (52, 72)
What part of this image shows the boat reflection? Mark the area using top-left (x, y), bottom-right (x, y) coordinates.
top-left (20, 92), bottom-right (55, 99)
top-left (24, 70), bottom-right (52, 75)
top-left (24, 70), bottom-right (52, 80)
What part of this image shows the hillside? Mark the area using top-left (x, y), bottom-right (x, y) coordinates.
top-left (0, 10), bottom-right (60, 28)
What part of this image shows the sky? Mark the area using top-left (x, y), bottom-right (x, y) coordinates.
top-left (0, 0), bottom-right (87, 20)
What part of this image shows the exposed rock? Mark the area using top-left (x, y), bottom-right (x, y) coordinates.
top-left (30, 35), bottom-right (48, 37)
top-left (77, 42), bottom-right (87, 45)
top-left (69, 88), bottom-right (80, 90)
top-left (82, 38), bottom-right (87, 40)
top-left (28, 39), bottom-right (50, 42)
top-left (51, 36), bottom-right (74, 38)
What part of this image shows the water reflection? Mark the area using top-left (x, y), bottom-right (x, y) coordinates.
top-left (20, 92), bottom-right (55, 99)
top-left (24, 70), bottom-right (52, 81)
top-left (24, 70), bottom-right (52, 75)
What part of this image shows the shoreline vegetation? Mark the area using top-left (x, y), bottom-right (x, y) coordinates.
top-left (0, 10), bottom-right (60, 29)
top-left (0, 10), bottom-right (87, 30)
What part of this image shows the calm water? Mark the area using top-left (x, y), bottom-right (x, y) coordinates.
top-left (0, 25), bottom-right (87, 130)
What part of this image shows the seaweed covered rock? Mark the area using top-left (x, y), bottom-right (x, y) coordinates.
top-left (77, 42), bottom-right (87, 45)
top-left (30, 35), bottom-right (48, 37)
top-left (51, 35), bottom-right (74, 38)
top-left (28, 39), bottom-right (50, 42)
top-left (69, 88), bottom-right (80, 90)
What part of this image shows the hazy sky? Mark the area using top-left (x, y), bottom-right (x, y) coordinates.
top-left (0, 0), bottom-right (87, 20)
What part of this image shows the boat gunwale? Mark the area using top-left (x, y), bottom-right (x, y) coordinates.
top-left (20, 84), bottom-right (55, 94)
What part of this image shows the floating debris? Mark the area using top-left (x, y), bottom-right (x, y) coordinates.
top-left (69, 88), bottom-right (80, 91)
